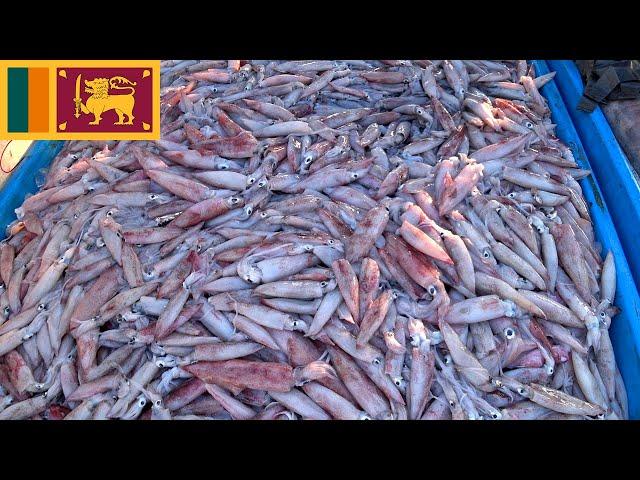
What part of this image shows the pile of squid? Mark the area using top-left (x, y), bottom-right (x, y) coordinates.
top-left (0, 60), bottom-right (628, 420)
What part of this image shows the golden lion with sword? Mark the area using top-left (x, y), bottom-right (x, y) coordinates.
top-left (74, 74), bottom-right (137, 125)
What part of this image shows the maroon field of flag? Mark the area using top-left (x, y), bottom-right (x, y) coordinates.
top-left (56, 67), bottom-right (154, 134)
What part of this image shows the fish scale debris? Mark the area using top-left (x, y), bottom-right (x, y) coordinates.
top-left (0, 59), bottom-right (627, 420)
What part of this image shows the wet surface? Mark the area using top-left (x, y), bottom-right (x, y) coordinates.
top-left (601, 100), bottom-right (640, 177)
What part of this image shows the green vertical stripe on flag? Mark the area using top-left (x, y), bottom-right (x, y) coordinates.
top-left (8, 68), bottom-right (29, 133)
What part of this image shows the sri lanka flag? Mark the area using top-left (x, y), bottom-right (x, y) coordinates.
top-left (1, 60), bottom-right (159, 140)
top-left (7, 67), bottom-right (49, 133)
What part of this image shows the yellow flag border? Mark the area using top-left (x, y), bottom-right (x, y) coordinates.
top-left (0, 60), bottom-right (160, 140)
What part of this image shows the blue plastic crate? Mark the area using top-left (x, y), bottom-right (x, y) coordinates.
top-left (0, 140), bottom-right (64, 238)
top-left (533, 60), bottom-right (640, 419)
top-left (545, 60), bottom-right (640, 292)
top-left (0, 61), bottom-right (638, 418)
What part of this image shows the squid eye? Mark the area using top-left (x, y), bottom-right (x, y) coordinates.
top-left (138, 398), bottom-right (146, 407)
top-left (439, 231), bottom-right (446, 237)
top-left (599, 311), bottom-right (606, 318)
top-left (196, 245), bottom-right (203, 253)
top-left (136, 243), bottom-right (143, 248)
top-left (155, 400), bottom-right (162, 407)
top-left (3, 306), bottom-right (10, 315)
top-left (260, 212), bottom-right (268, 218)
top-left (351, 173), bottom-right (359, 180)
top-left (525, 121), bottom-right (533, 128)
top-left (304, 155), bottom-right (314, 165)
top-left (327, 239), bottom-right (335, 245)
top-left (37, 303), bottom-right (47, 311)
top-left (291, 320), bottom-right (299, 328)
top-left (507, 192), bottom-right (516, 199)
top-left (149, 194), bottom-right (158, 200)
top-left (394, 379), bottom-right (402, 387)
top-left (116, 314), bottom-right (125, 323)
top-left (320, 281), bottom-right (328, 287)
top-left (449, 400), bottom-right (456, 407)
top-left (257, 179), bottom-right (268, 188)
top-left (71, 155), bottom-right (78, 160)
top-left (247, 177), bottom-right (256, 185)
top-left (245, 206), bottom-right (253, 216)
top-left (106, 210), bottom-right (114, 216)
top-left (483, 250), bottom-right (490, 259)
top-left (428, 285), bottom-right (437, 296)
top-left (219, 164), bottom-right (229, 170)
top-left (73, 213), bottom-right (80, 219)
top-left (230, 197), bottom-right (241, 205)
top-left (504, 327), bottom-right (516, 339)
top-left (517, 387), bottom-right (527, 395)
top-left (444, 354), bottom-right (452, 364)
top-left (372, 358), bottom-right (382, 365)
top-left (416, 108), bottom-right (424, 115)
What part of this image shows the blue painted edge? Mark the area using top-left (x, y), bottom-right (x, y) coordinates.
top-left (0, 140), bottom-right (65, 241)
top-left (546, 60), bottom-right (640, 291)
top-left (534, 60), bottom-right (640, 419)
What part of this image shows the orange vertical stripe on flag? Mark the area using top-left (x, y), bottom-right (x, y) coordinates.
top-left (27, 68), bottom-right (49, 133)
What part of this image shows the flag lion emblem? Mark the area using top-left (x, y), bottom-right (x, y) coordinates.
top-left (74, 74), bottom-right (137, 125)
